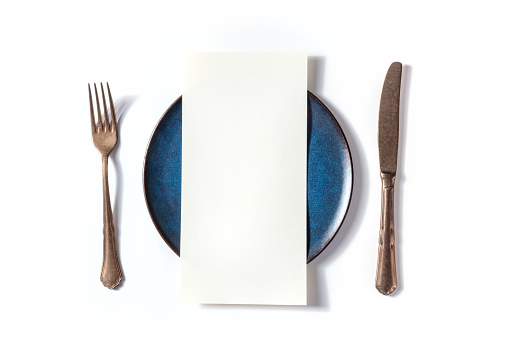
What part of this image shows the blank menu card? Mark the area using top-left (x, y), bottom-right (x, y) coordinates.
top-left (180, 52), bottom-right (307, 305)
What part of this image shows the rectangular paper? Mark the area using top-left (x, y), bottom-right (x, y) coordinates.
top-left (180, 52), bottom-right (307, 305)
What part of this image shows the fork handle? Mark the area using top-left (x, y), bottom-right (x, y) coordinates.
top-left (375, 173), bottom-right (397, 295)
top-left (100, 156), bottom-right (123, 289)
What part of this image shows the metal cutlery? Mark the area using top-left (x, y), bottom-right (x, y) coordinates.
top-left (375, 62), bottom-right (402, 295)
top-left (88, 83), bottom-right (123, 289)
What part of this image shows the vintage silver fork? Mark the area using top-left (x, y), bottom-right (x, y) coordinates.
top-left (88, 83), bottom-right (123, 289)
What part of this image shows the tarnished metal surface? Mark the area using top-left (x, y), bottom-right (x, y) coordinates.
top-left (89, 83), bottom-right (123, 289)
top-left (378, 62), bottom-right (401, 175)
top-left (376, 62), bottom-right (401, 295)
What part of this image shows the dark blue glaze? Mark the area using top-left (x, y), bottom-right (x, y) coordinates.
top-left (144, 93), bottom-right (352, 263)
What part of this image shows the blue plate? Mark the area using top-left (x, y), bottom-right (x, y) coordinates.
top-left (143, 92), bottom-right (353, 263)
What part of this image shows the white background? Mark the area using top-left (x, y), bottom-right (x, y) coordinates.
top-left (1, 0), bottom-right (508, 338)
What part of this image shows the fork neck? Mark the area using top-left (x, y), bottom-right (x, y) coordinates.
top-left (102, 156), bottom-right (109, 183)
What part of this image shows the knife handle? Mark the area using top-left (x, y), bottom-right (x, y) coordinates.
top-left (376, 173), bottom-right (397, 295)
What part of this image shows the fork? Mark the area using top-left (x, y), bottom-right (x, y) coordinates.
top-left (88, 83), bottom-right (123, 289)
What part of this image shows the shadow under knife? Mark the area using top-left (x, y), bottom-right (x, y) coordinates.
top-left (389, 64), bottom-right (411, 297)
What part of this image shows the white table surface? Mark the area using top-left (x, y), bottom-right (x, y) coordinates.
top-left (1, 1), bottom-right (508, 338)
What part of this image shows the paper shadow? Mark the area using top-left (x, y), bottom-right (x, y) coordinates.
top-left (309, 97), bottom-right (367, 306)
top-left (307, 56), bottom-right (367, 308)
top-left (109, 95), bottom-right (137, 289)
top-left (308, 56), bottom-right (326, 94)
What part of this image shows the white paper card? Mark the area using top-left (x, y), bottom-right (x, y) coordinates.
top-left (180, 52), bottom-right (307, 305)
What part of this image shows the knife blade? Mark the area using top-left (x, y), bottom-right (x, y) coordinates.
top-left (376, 62), bottom-right (402, 295)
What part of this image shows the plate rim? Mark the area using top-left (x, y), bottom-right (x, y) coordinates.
top-left (142, 91), bottom-right (354, 263)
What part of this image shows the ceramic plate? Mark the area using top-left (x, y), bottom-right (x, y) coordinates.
top-left (143, 92), bottom-right (353, 263)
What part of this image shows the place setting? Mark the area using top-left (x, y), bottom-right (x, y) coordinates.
top-left (88, 52), bottom-right (402, 304)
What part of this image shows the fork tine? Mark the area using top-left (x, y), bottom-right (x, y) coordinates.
top-left (100, 83), bottom-right (110, 131)
top-left (107, 83), bottom-right (117, 131)
top-left (88, 84), bottom-right (96, 134)
top-left (94, 83), bottom-right (104, 131)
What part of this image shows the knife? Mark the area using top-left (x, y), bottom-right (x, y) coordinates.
top-left (376, 62), bottom-right (402, 295)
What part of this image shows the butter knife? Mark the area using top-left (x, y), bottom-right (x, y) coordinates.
top-left (376, 62), bottom-right (402, 295)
